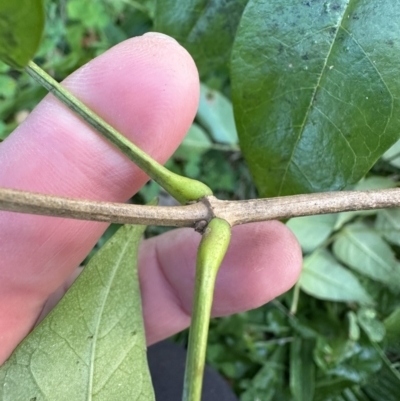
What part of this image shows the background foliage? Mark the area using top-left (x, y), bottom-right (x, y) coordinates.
top-left (1, 0), bottom-right (400, 400)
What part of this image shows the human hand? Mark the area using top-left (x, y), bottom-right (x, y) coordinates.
top-left (0, 33), bottom-right (302, 365)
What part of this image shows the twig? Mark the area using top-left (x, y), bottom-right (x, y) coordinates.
top-left (210, 188), bottom-right (400, 226)
top-left (0, 188), bottom-right (210, 227)
top-left (1, 187), bottom-right (400, 227)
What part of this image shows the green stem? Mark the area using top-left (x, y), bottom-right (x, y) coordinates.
top-left (183, 218), bottom-right (231, 401)
top-left (290, 282), bottom-right (301, 315)
top-left (25, 61), bottom-right (212, 204)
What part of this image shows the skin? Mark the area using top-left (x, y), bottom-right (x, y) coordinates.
top-left (0, 33), bottom-right (302, 365)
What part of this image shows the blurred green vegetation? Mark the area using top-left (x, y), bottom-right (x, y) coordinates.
top-left (1, 1), bottom-right (400, 399)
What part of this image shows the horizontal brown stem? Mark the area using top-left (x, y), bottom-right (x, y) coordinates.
top-left (1, 187), bottom-right (400, 227)
top-left (0, 188), bottom-right (210, 227)
top-left (211, 188), bottom-right (400, 226)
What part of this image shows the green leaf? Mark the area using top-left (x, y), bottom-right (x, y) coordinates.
top-left (0, 0), bottom-right (45, 69)
top-left (315, 383), bottom-right (368, 401)
top-left (67, 0), bottom-right (109, 29)
top-left (316, 381), bottom-right (372, 401)
top-left (154, 0), bottom-right (249, 76)
top-left (290, 337), bottom-right (315, 401)
top-left (177, 123), bottom-right (212, 154)
top-left (241, 345), bottom-right (287, 401)
top-left (347, 311), bottom-right (360, 342)
top-left (231, 0), bottom-right (400, 197)
top-left (341, 387), bottom-right (373, 401)
top-left (0, 75), bottom-right (17, 98)
top-left (287, 214), bottom-right (337, 254)
top-left (382, 139), bottom-right (400, 169)
top-left (197, 84), bottom-right (239, 145)
top-left (314, 335), bottom-right (381, 384)
top-left (0, 225), bottom-right (155, 401)
top-left (384, 307), bottom-right (400, 346)
top-left (333, 223), bottom-right (400, 290)
top-left (376, 208), bottom-right (400, 246)
top-left (362, 344), bottom-right (400, 401)
top-left (174, 123), bottom-right (212, 178)
top-left (299, 250), bottom-right (373, 304)
top-left (334, 176), bottom-right (397, 229)
top-left (352, 177), bottom-right (397, 191)
top-left (356, 308), bottom-right (385, 343)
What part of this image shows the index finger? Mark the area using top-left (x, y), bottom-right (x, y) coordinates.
top-left (0, 33), bottom-right (200, 363)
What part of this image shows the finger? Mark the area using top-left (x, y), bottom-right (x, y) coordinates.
top-left (0, 33), bottom-right (200, 363)
top-left (139, 220), bottom-right (302, 345)
top-left (34, 267), bottom-right (83, 326)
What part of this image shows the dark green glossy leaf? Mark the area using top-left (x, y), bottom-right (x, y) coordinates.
top-left (0, 0), bottom-right (45, 69)
top-left (0, 225), bottom-right (154, 401)
top-left (154, 0), bottom-right (248, 76)
top-left (231, 0), bottom-right (400, 197)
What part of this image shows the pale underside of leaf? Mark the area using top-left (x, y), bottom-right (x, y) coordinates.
top-left (0, 225), bottom-right (154, 401)
top-left (286, 213), bottom-right (337, 253)
top-left (299, 249), bottom-right (373, 304)
top-left (333, 223), bottom-right (400, 290)
top-left (376, 208), bottom-right (400, 246)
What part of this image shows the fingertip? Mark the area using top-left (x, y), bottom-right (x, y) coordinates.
top-left (63, 33), bottom-right (200, 160)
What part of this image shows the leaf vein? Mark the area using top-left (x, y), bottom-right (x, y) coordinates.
top-left (314, 106), bottom-right (357, 161)
top-left (87, 238), bottom-right (131, 399)
top-left (340, 26), bottom-right (394, 140)
top-left (278, 6), bottom-right (350, 195)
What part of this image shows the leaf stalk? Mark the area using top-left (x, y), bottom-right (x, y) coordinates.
top-left (183, 218), bottom-right (231, 401)
top-left (24, 61), bottom-right (212, 204)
